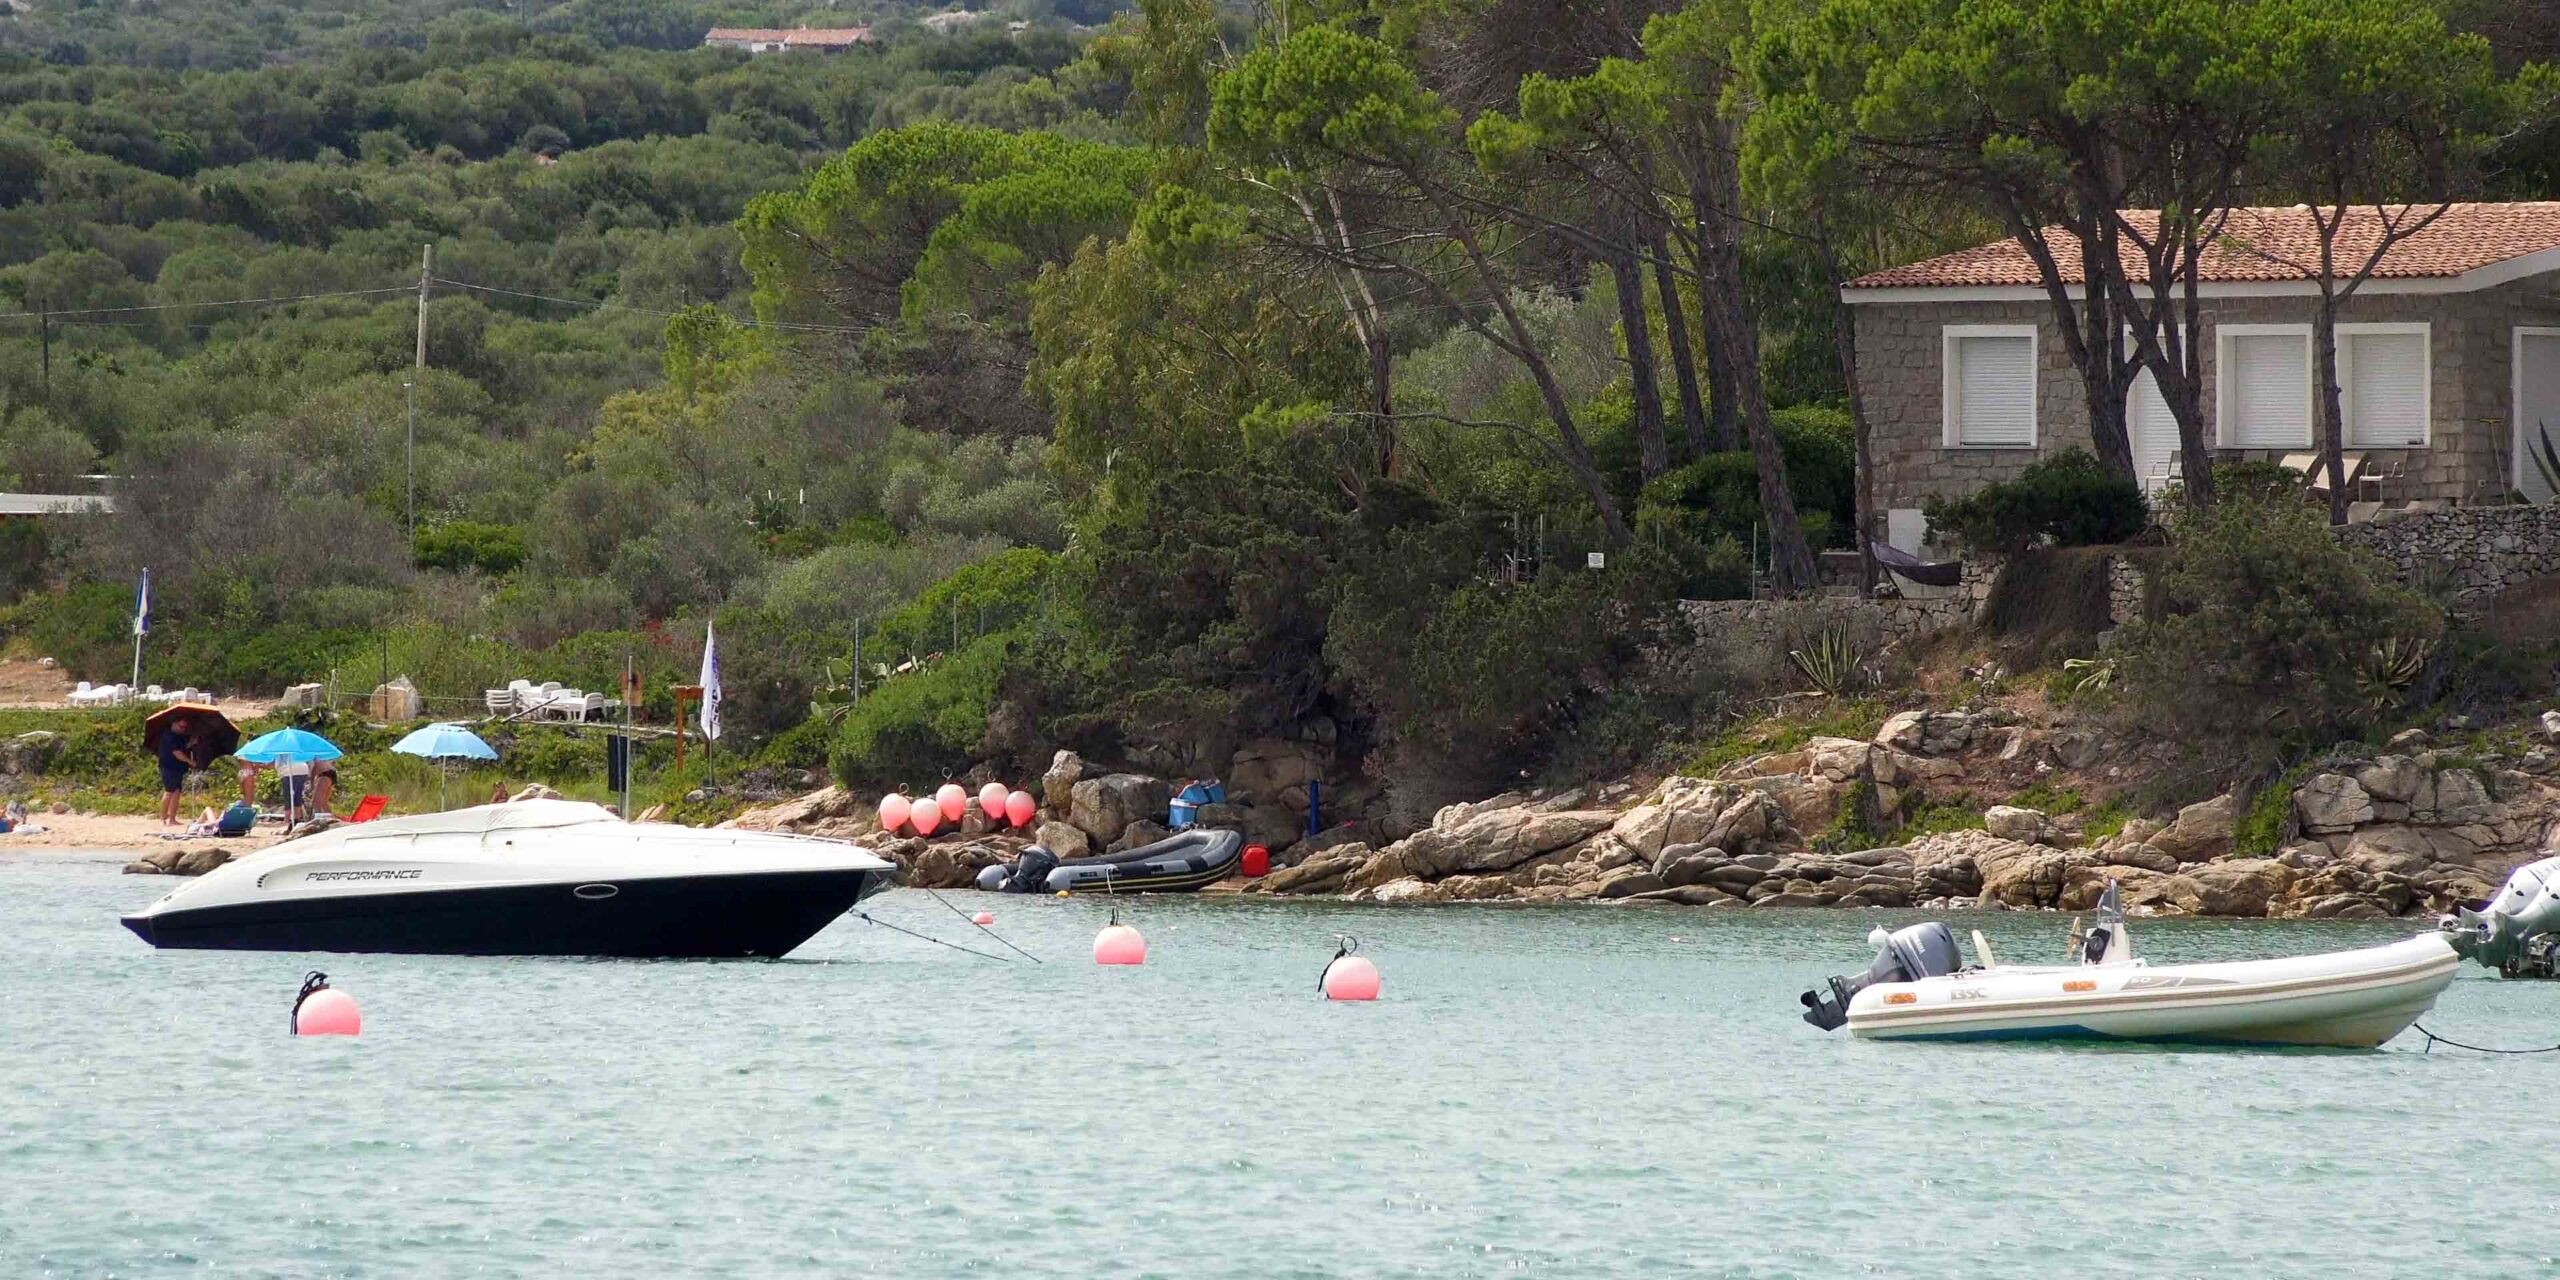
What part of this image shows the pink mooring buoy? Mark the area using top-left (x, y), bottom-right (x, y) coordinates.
top-left (911, 803), bottom-right (942, 837)
top-left (1322, 954), bottom-right (1381, 1001)
top-left (877, 793), bottom-right (911, 834)
top-left (1093, 923), bottom-right (1146, 965)
top-left (1003, 789), bottom-right (1036, 829)
top-left (977, 782), bottom-right (1008, 818)
top-left (292, 974), bottom-right (361, 1036)
top-left (935, 783), bottom-right (968, 823)
top-left (971, 911), bottom-right (995, 926)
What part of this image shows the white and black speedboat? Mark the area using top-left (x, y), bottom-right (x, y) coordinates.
top-left (121, 800), bottom-right (895, 958)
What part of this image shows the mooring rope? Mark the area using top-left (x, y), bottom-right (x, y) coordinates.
top-left (923, 885), bottom-right (1042, 964)
top-left (853, 911), bottom-right (1012, 963)
top-left (2411, 1024), bottom-right (2560, 1055)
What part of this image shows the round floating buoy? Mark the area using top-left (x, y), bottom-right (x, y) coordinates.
top-left (972, 911), bottom-right (995, 926)
top-left (936, 783), bottom-right (968, 823)
top-left (1322, 955), bottom-right (1380, 1001)
top-left (911, 804), bottom-right (942, 837)
top-left (1055, 888), bottom-right (1071, 899)
top-left (978, 782), bottom-right (1009, 818)
top-left (1094, 923), bottom-right (1146, 965)
top-left (1004, 789), bottom-right (1036, 829)
top-left (1240, 844), bottom-right (1270, 878)
top-left (291, 971), bottom-right (361, 1036)
top-left (878, 793), bottom-right (910, 834)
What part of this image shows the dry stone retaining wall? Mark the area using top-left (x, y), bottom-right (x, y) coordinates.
top-left (2336, 503), bottom-right (2560, 609)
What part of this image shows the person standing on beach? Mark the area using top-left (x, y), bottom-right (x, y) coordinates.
top-left (156, 716), bottom-right (201, 827)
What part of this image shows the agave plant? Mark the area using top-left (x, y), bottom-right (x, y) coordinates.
top-left (2533, 421), bottom-right (2560, 501)
top-left (1789, 625), bottom-right (1868, 696)
top-left (2357, 636), bottom-right (2435, 712)
top-left (2061, 656), bottom-right (2116, 696)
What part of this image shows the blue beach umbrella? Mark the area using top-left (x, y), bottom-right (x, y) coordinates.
top-left (237, 727), bottom-right (342, 828)
top-left (236, 727), bottom-right (343, 764)
top-left (392, 723), bottom-right (497, 809)
top-left (391, 723), bottom-right (498, 762)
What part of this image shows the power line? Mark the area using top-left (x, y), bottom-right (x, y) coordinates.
top-left (0, 286), bottom-right (411, 321)
top-left (430, 276), bottom-right (868, 335)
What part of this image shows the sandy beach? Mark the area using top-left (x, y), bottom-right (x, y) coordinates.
top-left (0, 810), bottom-right (288, 855)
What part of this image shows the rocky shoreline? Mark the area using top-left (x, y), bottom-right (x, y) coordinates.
top-left (730, 711), bottom-right (2560, 921)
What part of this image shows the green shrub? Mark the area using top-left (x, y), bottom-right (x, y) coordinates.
top-left (1635, 406), bottom-right (1857, 553)
top-left (2114, 494), bottom-right (2445, 752)
top-left (830, 633), bottom-right (1010, 790)
top-left (414, 520), bottom-right (527, 575)
top-left (1922, 449), bottom-right (2148, 554)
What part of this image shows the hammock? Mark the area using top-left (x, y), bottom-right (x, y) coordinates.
top-left (1870, 540), bottom-right (1963, 589)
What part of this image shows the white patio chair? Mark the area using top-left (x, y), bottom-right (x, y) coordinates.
top-left (484, 688), bottom-right (514, 714)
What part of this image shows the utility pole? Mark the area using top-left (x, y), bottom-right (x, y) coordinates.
top-left (36, 297), bottom-right (50, 404)
top-left (408, 243), bottom-right (431, 546)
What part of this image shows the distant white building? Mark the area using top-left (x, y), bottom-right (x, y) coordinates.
top-left (920, 10), bottom-right (992, 32)
top-left (702, 26), bottom-right (875, 53)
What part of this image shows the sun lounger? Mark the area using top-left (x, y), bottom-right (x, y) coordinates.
top-left (346, 795), bottom-right (388, 823)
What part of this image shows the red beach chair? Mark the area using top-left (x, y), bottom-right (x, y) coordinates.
top-left (345, 795), bottom-right (389, 823)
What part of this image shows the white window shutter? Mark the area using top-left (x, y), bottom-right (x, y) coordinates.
top-left (2345, 332), bottom-right (2427, 447)
top-left (1955, 335), bottom-right (2035, 446)
top-left (2228, 334), bottom-right (2310, 448)
top-left (2128, 369), bottom-right (2180, 492)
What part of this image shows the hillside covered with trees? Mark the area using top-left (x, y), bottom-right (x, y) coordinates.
top-left (1, 0), bottom-right (2554, 822)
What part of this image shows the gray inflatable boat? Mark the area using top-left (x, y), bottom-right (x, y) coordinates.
top-left (976, 828), bottom-right (1245, 894)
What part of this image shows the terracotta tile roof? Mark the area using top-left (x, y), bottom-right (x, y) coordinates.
top-left (1848, 203), bottom-right (2560, 289)
top-left (703, 26), bottom-right (875, 46)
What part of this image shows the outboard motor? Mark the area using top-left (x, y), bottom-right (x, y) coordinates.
top-left (1800, 921), bottom-right (1963, 1031)
top-left (2442, 855), bottom-right (2560, 976)
top-left (1003, 846), bottom-right (1061, 894)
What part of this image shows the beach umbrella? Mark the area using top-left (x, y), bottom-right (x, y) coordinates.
top-left (392, 723), bottom-right (498, 809)
top-left (237, 727), bottom-right (343, 831)
top-left (391, 723), bottom-right (498, 762)
top-left (236, 727), bottom-right (344, 764)
top-left (142, 703), bottom-right (239, 764)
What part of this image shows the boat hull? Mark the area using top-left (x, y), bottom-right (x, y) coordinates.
top-left (122, 867), bottom-right (891, 959)
top-left (1846, 934), bottom-right (2460, 1049)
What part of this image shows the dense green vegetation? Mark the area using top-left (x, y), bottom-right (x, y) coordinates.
top-left (0, 0), bottom-right (2553, 820)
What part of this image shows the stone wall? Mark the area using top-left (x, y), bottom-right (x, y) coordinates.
top-left (1676, 567), bottom-right (1987, 684)
top-left (2336, 502), bottom-right (2560, 608)
top-left (1853, 276), bottom-right (2560, 517)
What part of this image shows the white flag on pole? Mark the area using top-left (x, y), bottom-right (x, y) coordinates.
top-left (698, 619), bottom-right (723, 742)
top-left (133, 567), bottom-right (150, 637)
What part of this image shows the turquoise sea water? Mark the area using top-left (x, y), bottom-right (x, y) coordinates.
top-left (6, 850), bottom-right (2559, 1278)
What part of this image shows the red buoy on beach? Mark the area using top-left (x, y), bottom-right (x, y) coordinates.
top-left (1322, 954), bottom-right (1380, 1002)
top-left (936, 783), bottom-right (967, 823)
top-left (1240, 844), bottom-right (1270, 878)
top-left (1094, 923), bottom-right (1146, 965)
top-left (1004, 790), bottom-right (1036, 829)
top-left (911, 804), bottom-right (942, 837)
top-left (292, 973), bottom-right (361, 1036)
top-left (877, 793), bottom-right (911, 834)
top-left (978, 782), bottom-right (1008, 817)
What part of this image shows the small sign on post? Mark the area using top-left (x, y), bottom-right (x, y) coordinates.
top-left (1586, 551), bottom-right (1606, 570)
top-left (670, 684), bottom-right (702, 771)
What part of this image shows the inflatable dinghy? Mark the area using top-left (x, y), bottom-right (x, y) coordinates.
top-left (1800, 881), bottom-right (2458, 1048)
top-left (977, 828), bottom-right (1244, 894)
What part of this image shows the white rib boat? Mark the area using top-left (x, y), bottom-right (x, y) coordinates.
top-left (1800, 886), bottom-right (2460, 1048)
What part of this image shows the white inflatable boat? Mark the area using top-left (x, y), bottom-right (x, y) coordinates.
top-left (1800, 884), bottom-right (2460, 1048)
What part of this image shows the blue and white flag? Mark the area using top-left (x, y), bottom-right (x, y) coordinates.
top-left (132, 568), bottom-right (150, 638)
top-left (698, 619), bottom-right (723, 742)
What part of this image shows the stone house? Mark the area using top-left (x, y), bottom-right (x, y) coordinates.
top-left (701, 26), bottom-right (874, 53)
top-left (1846, 203), bottom-right (2560, 551)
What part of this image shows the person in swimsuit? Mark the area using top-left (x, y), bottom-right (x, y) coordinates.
top-left (156, 717), bottom-right (201, 827)
top-left (311, 759), bottom-right (338, 814)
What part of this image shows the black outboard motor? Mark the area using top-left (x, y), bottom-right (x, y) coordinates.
top-left (1000, 846), bottom-right (1060, 893)
top-left (1799, 922), bottom-right (1963, 1031)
